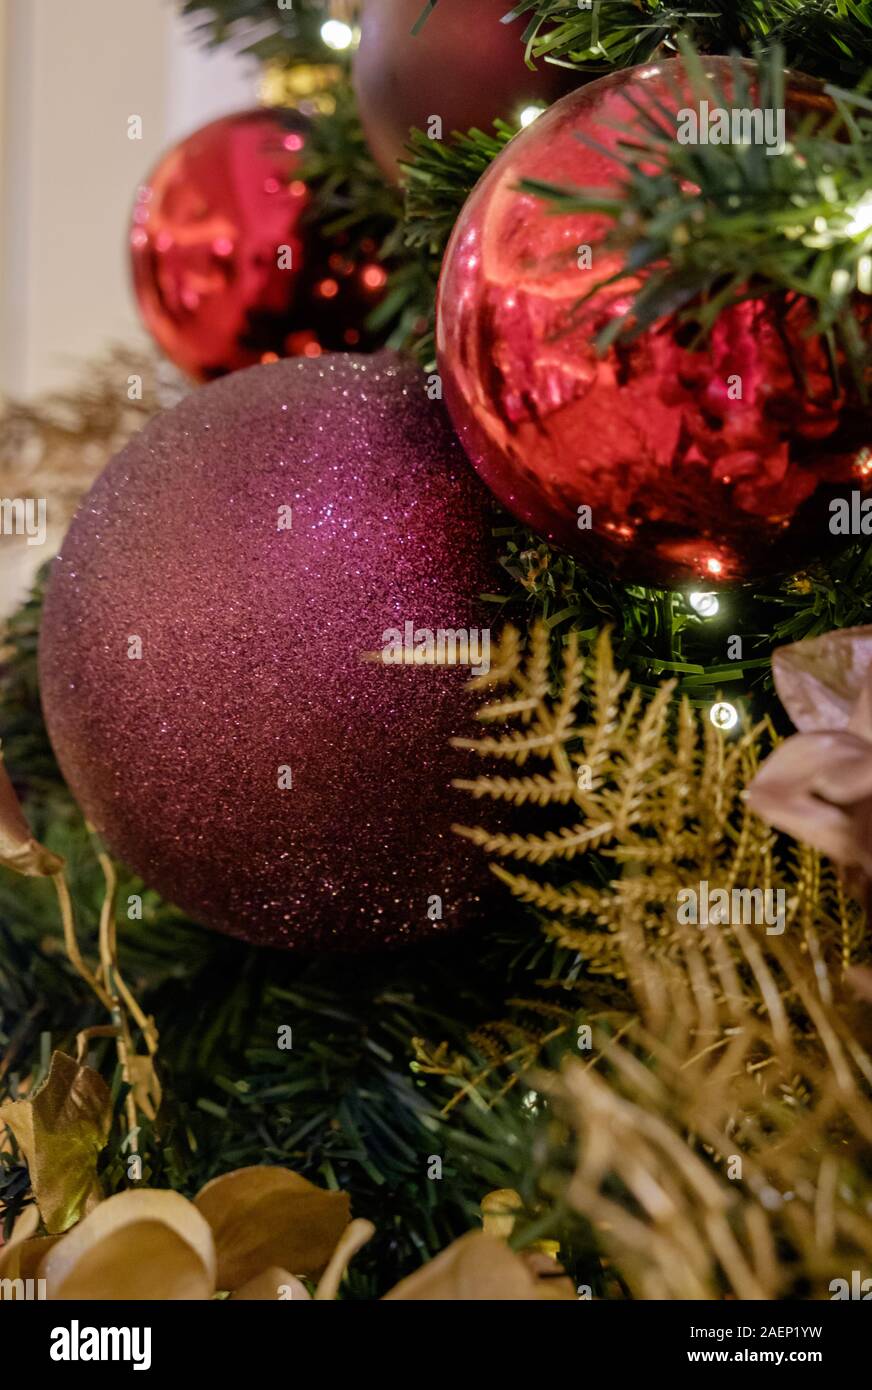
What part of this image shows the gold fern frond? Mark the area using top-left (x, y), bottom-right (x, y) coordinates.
top-left (433, 625), bottom-right (872, 1301)
top-left (541, 916), bottom-right (872, 1299)
top-left (452, 772), bottom-right (577, 806)
top-left (454, 623), bottom-right (868, 979)
top-left (490, 865), bottom-right (604, 919)
top-left (453, 820), bottom-right (614, 865)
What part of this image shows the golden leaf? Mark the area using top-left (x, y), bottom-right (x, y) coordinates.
top-left (0, 747), bottom-right (64, 877)
top-left (0, 1234), bottom-right (63, 1292)
top-left (194, 1166), bottom-right (350, 1291)
top-left (0, 1205), bottom-right (64, 1297)
top-left (126, 1055), bottom-right (162, 1122)
top-left (540, 914), bottom-right (872, 1299)
top-left (383, 1231), bottom-right (574, 1301)
top-left (848, 964), bottom-right (872, 1002)
top-left (312, 1218), bottom-right (374, 1300)
top-left (0, 1051), bottom-right (111, 1233)
top-left (480, 1188), bottom-right (523, 1240)
top-left (0, 345), bottom-right (178, 530)
top-left (38, 1189), bottom-right (216, 1300)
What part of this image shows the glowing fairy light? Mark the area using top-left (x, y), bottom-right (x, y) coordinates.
top-left (844, 192), bottom-right (872, 238)
top-left (519, 104), bottom-right (545, 128)
top-left (710, 701), bottom-right (739, 732)
top-left (689, 591), bottom-right (720, 618)
top-left (320, 19), bottom-right (354, 50)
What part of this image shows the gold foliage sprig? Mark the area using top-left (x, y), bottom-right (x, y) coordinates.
top-left (542, 915), bottom-right (872, 1300)
top-left (453, 624), bottom-right (866, 981)
top-left (0, 744), bottom-right (159, 1200)
top-left (450, 624), bottom-right (872, 1298)
top-left (0, 347), bottom-right (184, 532)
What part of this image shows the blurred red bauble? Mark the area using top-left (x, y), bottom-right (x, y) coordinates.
top-left (130, 108), bottom-right (389, 381)
top-left (353, 0), bottom-right (578, 179)
top-left (437, 58), bottom-right (870, 587)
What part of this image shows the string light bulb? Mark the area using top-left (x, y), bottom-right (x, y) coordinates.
top-left (519, 104), bottom-right (546, 128)
top-left (320, 19), bottom-right (354, 51)
top-left (689, 591), bottom-right (720, 618)
top-left (844, 191), bottom-right (872, 239)
top-left (710, 701), bottom-right (739, 732)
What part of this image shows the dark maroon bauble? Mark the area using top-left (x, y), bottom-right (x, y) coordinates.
top-left (129, 108), bottom-right (389, 381)
top-left (353, 0), bottom-right (579, 178)
top-left (437, 57), bottom-right (869, 587)
top-left (39, 353), bottom-right (499, 950)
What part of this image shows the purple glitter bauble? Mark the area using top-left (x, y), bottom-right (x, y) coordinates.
top-left (39, 353), bottom-right (499, 950)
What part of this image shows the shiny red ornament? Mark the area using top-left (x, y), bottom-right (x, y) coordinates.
top-left (39, 353), bottom-right (499, 951)
top-left (437, 58), bottom-right (870, 588)
top-left (130, 109), bottom-right (388, 381)
top-left (353, 0), bottom-right (578, 179)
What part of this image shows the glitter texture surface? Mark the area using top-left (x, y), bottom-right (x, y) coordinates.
top-left (39, 353), bottom-right (499, 950)
top-left (437, 59), bottom-right (870, 587)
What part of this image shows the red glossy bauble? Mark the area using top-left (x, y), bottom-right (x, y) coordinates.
top-left (130, 108), bottom-right (388, 381)
top-left (353, 0), bottom-right (579, 179)
top-left (437, 57), bottom-right (870, 587)
top-left (39, 353), bottom-right (500, 951)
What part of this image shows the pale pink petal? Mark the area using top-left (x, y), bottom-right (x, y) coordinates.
top-left (772, 626), bottom-right (872, 735)
top-left (846, 794), bottom-right (872, 876)
top-left (849, 681), bottom-right (872, 741)
top-left (747, 732), bottom-right (872, 872)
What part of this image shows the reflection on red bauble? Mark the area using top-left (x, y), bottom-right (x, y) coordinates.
top-left (130, 109), bottom-right (388, 381)
top-left (353, 0), bottom-right (579, 178)
top-left (437, 58), bottom-right (870, 587)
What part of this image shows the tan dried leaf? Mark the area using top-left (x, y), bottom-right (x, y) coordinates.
top-left (0, 1234), bottom-right (63, 1291)
top-left (194, 1166), bottom-right (350, 1291)
top-left (383, 1230), bottom-right (572, 1301)
top-left (0, 1205), bottom-right (62, 1297)
top-left (38, 1189), bottom-right (216, 1300)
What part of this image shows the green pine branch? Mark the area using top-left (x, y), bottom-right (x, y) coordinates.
top-left (508, 1), bottom-right (872, 85)
top-left (399, 122), bottom-right (517, 361)
top-left (181, 0), bottom-right (872, 85)
top-left (297, 82), bottom-right (437, 351)
top-left (490, 521), bottom-right (872, 711)
top-left (179, 0), bottom-right (344, 64)
top-left (402, 122), bottom-right (516, 251)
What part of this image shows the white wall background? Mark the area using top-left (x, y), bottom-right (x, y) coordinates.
top-left (0, 0), bottom-right (260, 616)
top-left (0, 0), bottom-right (260, 399)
